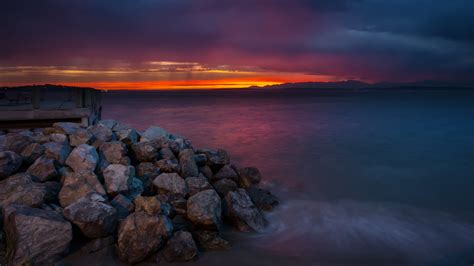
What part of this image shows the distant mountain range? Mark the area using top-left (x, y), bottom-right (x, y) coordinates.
top-left (250, 80), bottom-right (474, 90)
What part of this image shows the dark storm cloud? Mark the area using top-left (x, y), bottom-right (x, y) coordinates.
top-left (1, 0), bottom-right (473, 81)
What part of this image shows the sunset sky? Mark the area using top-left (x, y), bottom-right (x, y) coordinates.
top-left (1, 0), bottom-right (473, 90)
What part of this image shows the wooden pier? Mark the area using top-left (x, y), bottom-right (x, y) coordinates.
top-left (0, 85), bottom-right (101, 129)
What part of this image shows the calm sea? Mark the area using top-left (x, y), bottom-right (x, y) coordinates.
top-left (76, 89), bottom-right (474, 265)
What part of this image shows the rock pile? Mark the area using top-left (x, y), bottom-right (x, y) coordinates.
top-left (0, 120), bottom-right (278, 264)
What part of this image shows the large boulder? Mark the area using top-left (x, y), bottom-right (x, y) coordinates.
top-left (136, 162), bottom-right (160, 192)
top-left (0, 173), bottom-right (47, 208)
top-left (116, 128), bottom-right (138, 145)
top-left (59, 171), bottom-right (106, 207)
top-left (63, 193), bottom-right (118, 238)
top-left (99, 141), bottom-right (128, 164)
top-left (140, 126), bottom-right (169, 142)
top-left (152, 173), bottom-right (188, 198)
top-left (187, 189), bottom-right (221, 227)
top-left (3, 204), bottom-right (72, 265)
top-left (69, 128), bottom-right (96, 147)
top-left (199, 165), bottom-right (213, 179)
top-left (26, 155), bottom-right (58, 182)
top-left (212, 178), bottom-right (238, 197)
top-left (155, 159), bottom-right (180, 173)
top-left (197, 148), bottom-right (230, 166)
top-left (20, 142), bottom-right (45, 165)
top-left (65, 144), bottom-right (99, 173)
top-left (89, 124), bottom-right (114, 147)
top-left (179, 149), bottom-right (199, 178)
top-left (186, 175), bottom-right (212, 196)
top-left (0, 151), bottom-right (22, 180)
top-left (160, 147), bottom-right (176, 161)
top-left (117, 212), bottom-right (173, 264)
top-left (246, 187), bottom-right (279, 211)
top-left (162, 231), bottom-right (198, 262)
top-left (225, 189), bottom-right (266, 232)
top-left (4, 133), bottom-right (33, 154)
top-left (111, 194), bottom-right (134, 220)
top-left (53, 122), bottom-right (81, 135)
top-left (133, 196), bottom-right (163, 215)
top-left (49, 133), bottom-right (68, 144)
top-left (43, 141), bottom-right (71, 164)
top-left (238, 167), bottom-right (262, 187)
top-left (98, 119), bottom-right (118, 130)
top-left (131, 141), bottom-right (158, 162)
top-left (212, 164), bottom-right (239, 182)
top-left (103, 164), bottom-right (135, 196)
top-left (193, 230), bottom-right (231, 251)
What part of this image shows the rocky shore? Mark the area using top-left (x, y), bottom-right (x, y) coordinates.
top-left (0, 121), bottom-right (278, 265)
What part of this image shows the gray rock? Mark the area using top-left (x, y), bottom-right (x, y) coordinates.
top-left (3, 204), bottom-right (72, 265)
top-left (20, 142), bottom-right (45, 165)
top-left (199, 165), bottom-right (213, 179)
top-left (170, 198), bottom-right (187, 216)
top-left (225, 188), bottom-right (266, 232)
top-left (140, 126), bottom-right (169, 142)
top-left (246, 187), bottom-right (279, 211)
top-left (162, 231), bottom-right (198, 262)
top-left (110, 194), bottom-right (134, 220)
top-left (197, 148), bottom-right (230, 166)
top-left (49, 133), bottom-right (68, 144)
top-left (89, 124), bottom-right (114, 147)
top-left (27, 156), bottom-right (58, 182)
top-left (99, 141), bottom-right (128, 164)
top-left (179, 149), bottom-right (199, 178)
top-left (81, 236), bottom-right (115, 253)
top-left (103, 164), bottom-right (135, 196)
top-left (0, 173), bottom-right (47, 208)
top-left (174, 137), bottom-right (193, 152)
top-left (186, 174), bottom-right (212, 196)
top-left (65, 144), bottom-right (98, 173)
top-left (53, 122), bottom-right (81, 135)
top-left (153, 173), bottom-right (188, 197)
top-left (44, 141), bottom-right (71, 164)
top-left (117, 212), bottom-right (173, 264)
top-left (187, 189), bottom-right (221, 227)
top-left (194, 154), bottom-right (207, 166)
top-left (131, 141), bottom-right (158, 162)
top-left (4, 133), bottom-right (33, 154)
top-left (160, 147), bottom-right (176, 161)
top-left (193, 230), bottom-right (231, 251)
top-left (238, 167), bottom-right (262, 188)
top-left (63, 193), bottom-right (118, 238)
top-left (0, 151), bottom-right (22, 180)
top-left (125, 177), bottom-right (144, 199)
top-left (136, 162), bottom-right (160, 195)
top-left (69, 128), bottom-right (96, 147)
top-left (212, 164), bottom-right (239, 182)
top-left (213, 178), bottom-right (238, 197)
top-left (59, 171), bottom-right (106, 207)
top-left (98, 119), bottom-right (118, 130)
top-left (155, 159), bottom-right (180, 173)
top-left (117, 128), bottom-right (138, 145)
top-left (134, 196), bottom-right (163, 215)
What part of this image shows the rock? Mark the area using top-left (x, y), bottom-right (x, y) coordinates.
top-left (69, 128), bottom-right (96, 147)
top-left (44, 141), bottom-right (71, 164)
top-left (162, 231), bottom-right (198, 262)
top-left (20, 142), bottom-right (45, 165)
top-left (103, 164), bottom-right (135, 196)
top-left (212, 164), bottom-right (239, 182)
top-left (136, 162), bottom-right (160, 182)
top-left (186, 175), bottom-right (212, 196)
top-left (193, 230), bottom-right (231, 251)
top-left (199, 165), bottom-right (213, 179)
top-left (43, 127), bottom-right (62, 135)
top-left (133, 196), bottom-right (163, 215)
top-left (43, 181), bottom-right (61, 203)
top-left (153, 173), bottom-right (188, 198)
top-left (117, 128), bottom-right (138, 145)
top-left (27, 155), bottom-right (58, 182)
top-left (179, 149), bottom-right (199, 178)
top-left (0, 151), bottom-right (22, 180)
top-left (155, 159), bottom-right (180, 173)
top-left (170, 198), bottom-right (187, 216)
top-left (131, 141), bottom-right (158, 162)
top-left (4, 133), bottom-right (33, 154)
top-left (194, 154), bottom-right (207, 166)
top-left (3, 204), bottom-right (72, 265)
top-left (140, 126), bottom-right (169, 142)
top-left (0, 173), bottom-right (47, 208)
top-left (117, 212), bottom-right (173, 264)
top-left (99, 141), bottom-right (128, 164)
top-left (59, 171), bottom-right (106, 207)
top-left (197, 148), bottom-right (230, 166)
top-left (49, 133), bottom-right (68, 144)
top-left (125, 177), bottom-right (144, 199)
top-left (63, 193), bottom-right (118, 238)
top-left (225, 189), bottom-right (266, 232)
top-left (160, 147), bottom-right (176, 161)
top-left (246, 187), bottom-right (279, 211)
top-left (65, 144), bottom-right (99, 172)
top-left (187, 189), bottom-right (221, 227)
top-left (89, 124), bottom-right (114, 147)
top-left (53, 122), bottom-right (81, 134)
top-left (81, 236), bottom-right (115, 253)
top-left (238, 167), bottom-right (262, 187)
top-left (98, 119), bottom-right (118, 130)
top-left (174, 137), bottom-right (193, 152)
top-left (110, 194), bottom-right (134, 220)
top-left (213, 178), bottom-right (238, 197)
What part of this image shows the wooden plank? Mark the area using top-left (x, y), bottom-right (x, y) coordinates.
top-left (0, 108), bottom-right (91, 121)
